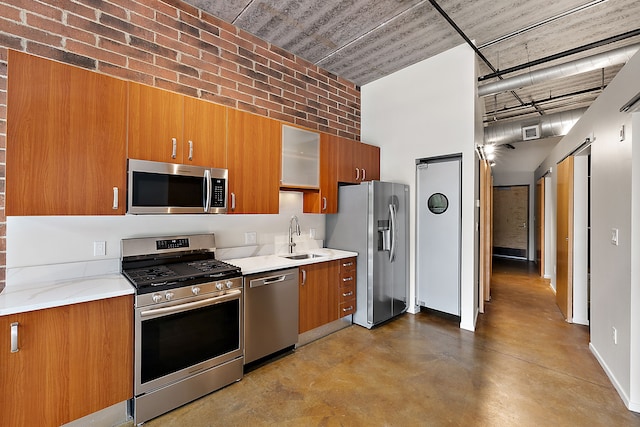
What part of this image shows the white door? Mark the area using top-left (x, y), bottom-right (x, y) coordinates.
top-left (416, 156), bottom-right (461, 316)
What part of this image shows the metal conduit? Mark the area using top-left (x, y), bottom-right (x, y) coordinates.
top-left (478, 44), bottom-right (640, 97)
top-left (484, 108), bottom-right (587, 145)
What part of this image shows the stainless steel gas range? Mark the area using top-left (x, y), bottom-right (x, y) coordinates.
top-left (121, 234), bottom-right (243, 425)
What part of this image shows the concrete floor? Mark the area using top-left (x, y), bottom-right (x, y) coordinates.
top-left (146, 259), bottom-right (640, 426)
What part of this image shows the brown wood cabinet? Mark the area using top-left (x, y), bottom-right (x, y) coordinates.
top-left (337, 137), bottom-right (380, 183)
top-left (6, 50), bottom-right (127, 215)
top-left (338, 257), bottom-right (357, 317)
top-left (298, 258), bottom-right (357, 334)
top-left (128, 83), bottom-right (227, 168)
top-left (303, 133), bottom-right (338, 214)
top-left (299, 261), bottom-right (339, 334)
top-left (0, 296), bottom-right (134, 426)
top-left (226, 109), bottom-right (281, 214)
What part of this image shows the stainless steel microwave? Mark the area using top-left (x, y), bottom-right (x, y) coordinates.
top-left (127, 159), bottom-right (228, 214)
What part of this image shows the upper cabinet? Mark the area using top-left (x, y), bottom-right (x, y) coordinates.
top-left (227, 109), bottom-right (281, 214)
top-left (128, 83), bottom-right (227, 168)
top-left (6, 50), bottom-right (127, 216)
top-left (281, 125), bottom-right (320, 188)
top-left (336, 137), bottom-right (380, 184)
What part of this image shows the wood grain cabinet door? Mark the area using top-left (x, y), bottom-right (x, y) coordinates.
top-left (336, 137), bottom-right (358, 183)
top-left (183, 97), bottom-right (227, 168)
top-left (0, 296), bottom-right (133, 426)
top-left (298, 261), bottom-right (340, 334)
top-left (128, 82), bottom-right (184, 163)
top-left (362, 143), bottom-right (380, 181)
top-left (318, 133), bottom-right (339, 213)
top-left (7, 50), bottom-right (127, 215)
top-left (226, 109), bottom-right (281, 214)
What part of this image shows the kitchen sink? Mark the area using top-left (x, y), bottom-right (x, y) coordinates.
top-left (281, 253), bottom-right (325, 260)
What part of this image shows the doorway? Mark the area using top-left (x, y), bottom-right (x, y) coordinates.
top-left (416, 155), bottom-right (462, 316)
top-left (493, 185), bottom-right (529, 260)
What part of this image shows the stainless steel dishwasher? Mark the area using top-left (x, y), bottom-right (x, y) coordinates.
top-left (244, 268), bottom-right (299, 364)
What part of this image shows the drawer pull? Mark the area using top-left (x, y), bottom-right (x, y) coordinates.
top-left (342, 262), bottom-right (353, 267)
top-left (342, 306), bottom-right (353, 312)
top-left (171, 138), bottom-right (177, 159)
top-left (342, 291), bottom-right (353, 297)
top-left (342, 277), bottom-right (353, 282)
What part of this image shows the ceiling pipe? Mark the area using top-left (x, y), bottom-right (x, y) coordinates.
top-left (478, 44), bottom-right (640, 97)
top-left (484, 108), bottom-right (587, 145)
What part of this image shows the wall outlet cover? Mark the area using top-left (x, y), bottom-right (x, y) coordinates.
top-left (245, 232), bottom-right (257, 245)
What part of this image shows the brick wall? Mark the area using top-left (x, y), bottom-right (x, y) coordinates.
top-left (0, 0), bottom-right (363, 288)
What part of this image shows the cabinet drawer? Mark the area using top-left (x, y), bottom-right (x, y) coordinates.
top-left (339, 299), bottom-right (356, 317)
top-left (339, 258), bottom-right (356, 275)
top-left (339, 272), bottom-right (356, 289)
top-left (339, 282), bottom-right (355, 302)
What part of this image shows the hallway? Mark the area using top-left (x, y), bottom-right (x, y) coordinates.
top-left (146, 260), bottom-right (640, 426)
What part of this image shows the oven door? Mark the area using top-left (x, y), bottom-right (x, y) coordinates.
top-left (134, 289), bottom-right (243, 396)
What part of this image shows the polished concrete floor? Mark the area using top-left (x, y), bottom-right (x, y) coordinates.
top-left (146, 259), bottom-right (640, 426)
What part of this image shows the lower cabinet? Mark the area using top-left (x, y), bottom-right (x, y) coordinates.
top-left (298, 258), bottom-right (357, 334)
top-left (0, 295), bottom-right (133, 426)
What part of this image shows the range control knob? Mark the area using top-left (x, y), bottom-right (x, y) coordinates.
top-left (165, 292), bottom-right (175, 301)
top-left (192, 287), bottom-right (201, 296)
top-left (226, 281), bottom-right (234, 289)
top-left (152, 293), bottom-right (162, 303)
top-left (216, 283), bottom-right (223, 291)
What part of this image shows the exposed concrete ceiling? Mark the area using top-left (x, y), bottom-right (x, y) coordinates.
top-left (182, 0), bottom-right (640, 127)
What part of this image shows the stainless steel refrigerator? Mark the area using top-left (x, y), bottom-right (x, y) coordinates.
top-left (326, 181), bottom-right (409, 329)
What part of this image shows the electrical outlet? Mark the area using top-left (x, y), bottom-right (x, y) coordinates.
top-left (612, 327), bottom-right (618, 345)
top-left (309, 228), bottom-right (316, 238)
top-left (611, 228), bottom-right (619, 246)
top-left (244, 232), bottom-right (257, 245)
top-left (93, 241), bottom-right (106, 257)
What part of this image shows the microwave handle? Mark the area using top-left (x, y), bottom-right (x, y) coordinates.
top-left (203, 169), bottom-right (212, 212)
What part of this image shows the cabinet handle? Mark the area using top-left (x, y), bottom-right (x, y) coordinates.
top-left (342, 291), bottom-right (353, 297)
top-left (112, 187), bottom-right (119, 210)
top-left (362, 168), bottom-right (366, 181)
top-left (171, 138), bottom-right (177, 159)
top-left (301, 269), bottom-right (307, 285)
top-left (342, 306), bottom-right (353, 312)
top-left (188, 140), bottom-right (194, 161)
top-left (322, 197), bottom-right (327, 211)
top-left (231, 192), bottom-right (236, 211)
top-left (10, 322), bottom-right (18, 353)
top-left (355, 167), bottom-right (360, 180)
top-left (342, 262), bottom-right (353, 267)
top-left (342, 276), bottom-right (353, 282)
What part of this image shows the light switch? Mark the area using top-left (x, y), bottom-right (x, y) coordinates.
top-left (611, 228), bottom-right (619, 246)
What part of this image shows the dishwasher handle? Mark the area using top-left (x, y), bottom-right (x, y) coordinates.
top-left (249, 270), bottom-right (297, 288)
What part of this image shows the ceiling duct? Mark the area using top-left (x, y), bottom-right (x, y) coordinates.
top-left (484, 107), bottom-right (587, 145)
top-left (478, 44), bottom-right (640, 97)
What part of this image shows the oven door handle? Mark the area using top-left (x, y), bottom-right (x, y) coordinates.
top-left (140, 290), bottom-right (241, 319)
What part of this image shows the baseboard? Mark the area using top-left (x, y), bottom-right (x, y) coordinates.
top-left (589, 342), bottom-right (638, 413)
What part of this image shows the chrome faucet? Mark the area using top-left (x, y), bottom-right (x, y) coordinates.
top-left (288, 215), bottom-right (301, 254)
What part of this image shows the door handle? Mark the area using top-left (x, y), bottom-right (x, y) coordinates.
top-left (171, 138), bottom-right (177, 159)
top-left (188, 140), bottom-right (194, 161)
top-left (362, 168), bottom-right (366, 180)
top-left (11, 322), bottom-right (18, 353)
top-left (301, 269), bottom-right (307, 285)
top-left (231, 192), bottom-right (236, 211)
top-left (322, 197), bottom-right (327, 211)
top-left (112, 187), bottom-right (118, 210)
top-left (355, 168), bottom-right (360, 180)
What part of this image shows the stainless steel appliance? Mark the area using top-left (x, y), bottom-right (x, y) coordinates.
top-left (326, 181), bottom-right (409, 329)
top-left (244, 268), bottom-right (299, 365)
top-left (127, 159), bottom-right (228, 214)
top-left (121, 234), bottom-right (243, 425)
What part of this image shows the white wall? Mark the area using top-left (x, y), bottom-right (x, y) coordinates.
top-left (7, 192), bottom-right (325, 269)
top-left (361, 43), bottom-right (480, 331)
top-left (535, 51), bottom-right (640, 412)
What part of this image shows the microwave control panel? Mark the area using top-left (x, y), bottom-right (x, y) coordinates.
top-left (212, 178), bottom-right (226, 208)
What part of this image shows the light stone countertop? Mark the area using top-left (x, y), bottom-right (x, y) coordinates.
top-left (227, 248), bottom-right (358, 275)
top-left (0, 247), bottom-right (357, 316)
top-left (0, 273), bottom-right (134, 316)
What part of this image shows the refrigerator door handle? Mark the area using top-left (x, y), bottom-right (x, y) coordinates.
top-left (389, 203), bottom-right (397, 262)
